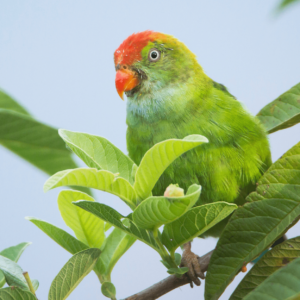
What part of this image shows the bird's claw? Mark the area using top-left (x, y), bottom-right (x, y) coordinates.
top-left (180, 242), bottom-right (205, 288)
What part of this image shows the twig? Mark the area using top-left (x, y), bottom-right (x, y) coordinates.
top-left (122, 250), bottom-right (213, 300)
top-left (23, 271), bottom-right (37, 299)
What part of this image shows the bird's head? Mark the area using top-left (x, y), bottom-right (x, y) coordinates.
top-left (114, 31), bottom-right (201, 100)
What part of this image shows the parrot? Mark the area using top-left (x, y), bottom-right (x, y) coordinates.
top-left (113, 30), bottom-right (272, 285)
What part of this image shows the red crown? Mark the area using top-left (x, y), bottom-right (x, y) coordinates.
top-left (114, 31), bottom-right (162, 66)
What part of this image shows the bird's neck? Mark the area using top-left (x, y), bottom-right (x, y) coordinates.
top-left (126, 72), bottom-right (211, 127)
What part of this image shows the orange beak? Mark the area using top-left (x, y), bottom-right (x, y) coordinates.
top-left (115, 68), bottom-right (140, 100)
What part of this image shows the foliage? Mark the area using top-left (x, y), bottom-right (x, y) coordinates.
top-left (277, 0), bottom-right (300, 10)
top-left (205, 140), bottom-right (300, 300)
top-left (257, 82), bottom-right (300, 133)
top-left (230, 236), bottom-right (300, 299)
top-left (0, 243), bottom-right (38, 297)
top-left (1, 78), bottom-right (300, 299)
top-left (48, 248), bottom-right (101, 300)
top-left (0, 243), bottom-right (31, 288)
top-left (0, 90), bottom-right (78, 175)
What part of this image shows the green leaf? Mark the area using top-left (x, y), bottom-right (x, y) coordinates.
top-left (59, 129), bottom-right (136, 184)
top-left (160, 260), bottom-right (171, 269)
top-left (174, 253), bottom-right (181, 266)
top-left (257, 82), bottom-right (300, 134)
top-left (0, 256), bottom-right (28, 290)
top-left (32, 279), bottom-right (39, 292)
top-left (101, 282), bottom-right (116, 300)
top-left (244, 256), bottom-right (300, 300)
top-left (162, 202), bottom-right (238, 253)
top-left (58, 190), bottom-right (105, 248)
top-left (26, 217), bottom-right (89, 254)
top-left (98, 228), bottom-right (135, 278)
top-left (0, 109), bottom-right (77, 175)
top-left (0, 242), bottom-right (31, 262)
top-left (205, 141), bottom-right (300, 300)
top-left (0, 287), bottom-right (36, 300)
top-left (167, 267), bottom-right (189, 275)
top-left (44, 168), bottom-right (136, 208)
top-left (230, 236), bottom-right (300, 300)
top-left (278, 0), bottom-right (300, 10)
top-left (105, 223), bottom-right (112, 231)
top-left (133, 135), bottom-right (208, 201)
top-left (132, 184), bottom-right (201, 230)
top-left (0, 89), bottom-right (30, 115)
top-left (48, 248), bottom-right (101, 300)
top-left (0, 242), bottom-right (31, 288)
top-left (73, 201), bottom-right (159, 251)
top-left (26, 217), bottom-right (104, 281)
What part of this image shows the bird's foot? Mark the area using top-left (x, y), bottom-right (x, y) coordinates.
top-left (180, 242), bottom-right (205, 288)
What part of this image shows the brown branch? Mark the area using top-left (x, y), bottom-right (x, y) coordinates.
top-left (122, 250), bottom-right (214, 300)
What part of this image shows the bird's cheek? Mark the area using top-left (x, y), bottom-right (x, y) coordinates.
top-left (115, 69), bottom-right (140, 100)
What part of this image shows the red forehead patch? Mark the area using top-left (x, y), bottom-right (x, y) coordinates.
top-left (114, 30), bottom-right (162, 66)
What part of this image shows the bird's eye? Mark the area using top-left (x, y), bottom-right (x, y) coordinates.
top-left (148, 49), bottom-right (161, 62)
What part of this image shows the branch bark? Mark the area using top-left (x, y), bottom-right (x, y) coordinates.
top-left (122, 250), bottom-right (213, 300)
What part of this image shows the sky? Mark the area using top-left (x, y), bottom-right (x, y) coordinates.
top-left (0, 0), bottom-right (300, 299)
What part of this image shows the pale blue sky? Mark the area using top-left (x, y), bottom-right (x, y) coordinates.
top-left (0, 1), bottom-right (300, 299)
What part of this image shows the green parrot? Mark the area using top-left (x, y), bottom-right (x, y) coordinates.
top-left (114, 30), bottom-right (271, 284)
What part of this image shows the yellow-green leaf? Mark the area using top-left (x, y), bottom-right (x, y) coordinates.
top-left (44, 168), bottom-right (136, 208)
top-left (59, 129), bottom-right (136, 184)
top-left (133, 135), bottom-right (208, 201)
top-left (132, 184), bottom-right (201, 230)
top-left (58, 190), bottom-right (105, 248)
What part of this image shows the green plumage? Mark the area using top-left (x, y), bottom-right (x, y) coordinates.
top-left (123, 32), bottom-right (271, 236)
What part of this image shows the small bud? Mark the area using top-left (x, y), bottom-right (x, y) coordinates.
top-left (241, 265), bottom-right (247, 273)
top-left (164, 184), bottom-right (184, 197)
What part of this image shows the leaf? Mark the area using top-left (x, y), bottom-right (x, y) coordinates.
top-left (26, 217), bottom-right (89, 254)
top-left (205, 141), bottom-right (300, 300)
top-left (59, 129), bottom-right (136, 184)
top-left (26, 217), bottom-right (104, 280)
top-left (133, 135), bottom-right (208, 201)
top-left (257, 82), bottom-right (300, 134)
top-left (44, 168), bottom-right (136, 208)
top-left (278, 0), bottom-right (300, 10)
top-left (32, 279), bottom-right (39, 292)
top-left (58, 190), bottom-right (105, 248)
top-left (0, 242), bottom-right (31, 288)
top-left (0, 109), bottom-right (77, 175)
top-left (0, 287), bottom-right (36, 300)
top-left (98, 228), bottom-right (135, 278)
top-left (48, 248), bottom-right (101, 300)
top-left (132, 184), bottom-right (201, 230)
top-left (0, 242), bottom-right (31, 262)
top-left (230, 236), bottom-right (300, 300)
top-left (244, 257), bottom-right (300, 300)
top-left (105, 223), bottom-right (112, 231)
top-left (167, 267), bottom-right (189, 275)
top-left (0, 89), bottom-right (30, 115)
top-left (0, 256), bottom-right (28, 290)
top-left (73, 201), bottom-right (159, 251)
top-left (174, 253), bottom-right (181, 266)
top-left (101, 282), bottom-right (116, 299)
top-left (162, 202), bottom-right (238, 253)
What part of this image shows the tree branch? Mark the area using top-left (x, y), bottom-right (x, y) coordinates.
top-left (122, 250), bottom-right (213, 300)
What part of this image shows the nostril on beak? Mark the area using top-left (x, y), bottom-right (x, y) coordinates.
top-left (115, 64), bottom-right (121, 71)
